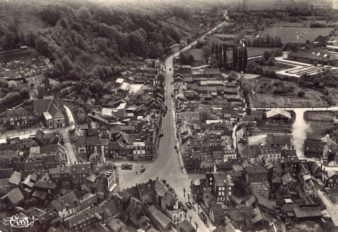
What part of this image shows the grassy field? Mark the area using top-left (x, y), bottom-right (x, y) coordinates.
top-left (183, 48), bottom-right (205, 62)
top-left (327, 87), bottom-right (338, 106)
top-left (248, 59), bottom-right (292, 72)
top-left (247, 77), bottom-right (328, 108)
top-left (304, 111), bottom-right (334, 122)
top-left (308, 121), bottom-right (334, 137)
top-left (260, 26), bottom-right (334, 43)
top-left (247, 47), bottom-right (282, 58)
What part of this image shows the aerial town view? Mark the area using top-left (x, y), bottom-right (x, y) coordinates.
top-left (0, 0), bottom-right (338, 231)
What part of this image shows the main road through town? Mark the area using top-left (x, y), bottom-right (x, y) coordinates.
top-left (119, 21), bottom-right (227, 232)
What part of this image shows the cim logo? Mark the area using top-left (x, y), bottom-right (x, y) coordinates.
top-left (3, 215), bottom-right (37, 229)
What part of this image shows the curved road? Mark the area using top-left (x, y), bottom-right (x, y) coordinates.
top-left (119, 21), bottom-right (226, 232)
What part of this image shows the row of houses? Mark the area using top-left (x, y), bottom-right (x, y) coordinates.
top-left (190, 151), bottom-right (338, 231)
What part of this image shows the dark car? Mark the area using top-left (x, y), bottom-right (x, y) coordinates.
top-left (121, 164), bottom-right (133, 170)
top-left (159, 133), bottom-right (164, 137)
top-left (140, 166), bottom-right (146, 173)
top-left (178, 201), bottom-right (187, 212)
top-left (185, 202), bottom-right (193, 210)
top-left (199, 212), bottom-right (208, 224)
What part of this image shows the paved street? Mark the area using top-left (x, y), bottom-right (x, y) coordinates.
top-left (119, 21), bottom-right (227, 232)
top-left (59, 127), bottom-right (78, 165)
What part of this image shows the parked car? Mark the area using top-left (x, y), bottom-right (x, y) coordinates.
top-left (159, 133), bottom-right (164, 137)
top-left (185, 202), bottom-right (193, 210)
top-left (121, 164), bottom-right (133, 170)
top-left (199, 212), bottom-right (207, 224)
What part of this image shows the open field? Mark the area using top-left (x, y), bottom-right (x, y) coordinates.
top-left (304, 111), bottom-right (335, 122)
top-left (327, 88), bottom-right (338, 106)
top-left (247, 47), bottom-right (282, 58)
top-left (248, 59), bottom-right (293, 72)
top-left (260, 26), bottom-right (334, 43)
top-left (247, 77), bottom-right (328, 108)
top-left (307, 121), bottom-right (335, 137)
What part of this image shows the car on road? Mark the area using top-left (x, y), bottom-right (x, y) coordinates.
top-left (178, 201), bottom-right (187, 212)
top-left (121, 164), bottom-right (133, 170)
top-left (140, 166), bottom-right (146, 173)
top-left (169, 68), bottom-right (172, 71)
top-left (185, 202), bottom-right (193, 210)
top-left (159, 133), bottom-right (163, 137)
top-left (199, 212), bottom-right (208, 224)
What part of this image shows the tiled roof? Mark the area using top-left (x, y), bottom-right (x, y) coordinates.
top-left (266, 109), bottom-right (291, 119)
top-left (34, 99), bottom-right (52, 115)
top-left (147, 205), bottom-right (171, 229)
top-left (4, 188), bottom-right (24, 205)
top-left (51, 191), bottom-right (79, 211)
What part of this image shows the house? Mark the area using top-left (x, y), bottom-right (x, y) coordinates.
top-left (64, 205), bottom-right (103, 231)
top-left (264, 109), bottom-right (292, 125)
top-left (266, 134), bottom-right (291, 148)
top-left (259, 147), bottom-right (282, 162)
top-left (70, 163), bottom-right (92, 185)
top-left (51, 191), bottom-right (79, 218)
top-left (170, 43), bottom-right (180, 53)
top-left (34, 99), bottom-right (66, 129)
top-left (224, 223), bottom-right (238, 232)
top-left (146, 205), bottom-right (172, 231)
top-left (1, 187), bottom-right (24, 206)
top-left (190, 178), bottom-right (207, 202)
top-left (162, 193), bottom-right (184, 225)
top-left (6, 108), bottom-right (29, 128)
top-left (106, 218), bottom-right (127, 232)
top-left (86, 136), bottom-right (102, 155)
top-left (203, 68), bottom-right (221, 77)
top-left (325, 171), bottom-right (338, 191)
top-left (207, 173), bottom-right (234, 202)
top-left (293, 205), bottom-right (323, 221)
top-left (100, 198), bottom-right (122, 220)
top-left (8, 171), bottom-right (21, 186)
top-left (224, 149), bottom-right (237, 161)
top-left (178, 220), bottom-right (196, 232)
top-left (281, 156), bottom-right (300, 178)
top-left (241, 145), bottom-right (260, 161)
top-left (246, 166), bottom-right (268, 184)
top-left (209, 203), bottom-right (226, 225)
top-left (304, 138), bottom-right (324, 158)
top-left (137, 180), bottom-right (155, 204)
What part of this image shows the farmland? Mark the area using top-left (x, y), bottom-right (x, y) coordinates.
top-left (247, 47), bottom-right (282, 58)
top-left (246, 77), bottom-right (329, 108)
top-left (260, 26), bottom-right (334, 44)
top-left (304, 111), bottom-right (335, 122)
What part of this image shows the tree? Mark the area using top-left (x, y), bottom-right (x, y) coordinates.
top-left (39, 6), bottom-right (61, 26)
top-left (61, 56), bottom-right (73, 74)
top-left (267, 57), bottom-right (275, 66)
top-left (180, 52), bottom-right (194, 65)
top-left (128, 31), bottom-right (145, 56)
top-left (76, 107), bottom-right (87, 124)
top-left (297, 90), bottom-right (305, 97)
top-left (77, 7), bottom-right (91, 20)
top-left (203, 45), bottom-right (211, 60)
top-left (4, 32), bottom-right (15, 50)
top-left (229, 71), bottom-right (238, 81)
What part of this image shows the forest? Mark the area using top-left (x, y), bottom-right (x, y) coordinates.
top-left (0, 1), bottom-right (225, 83)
